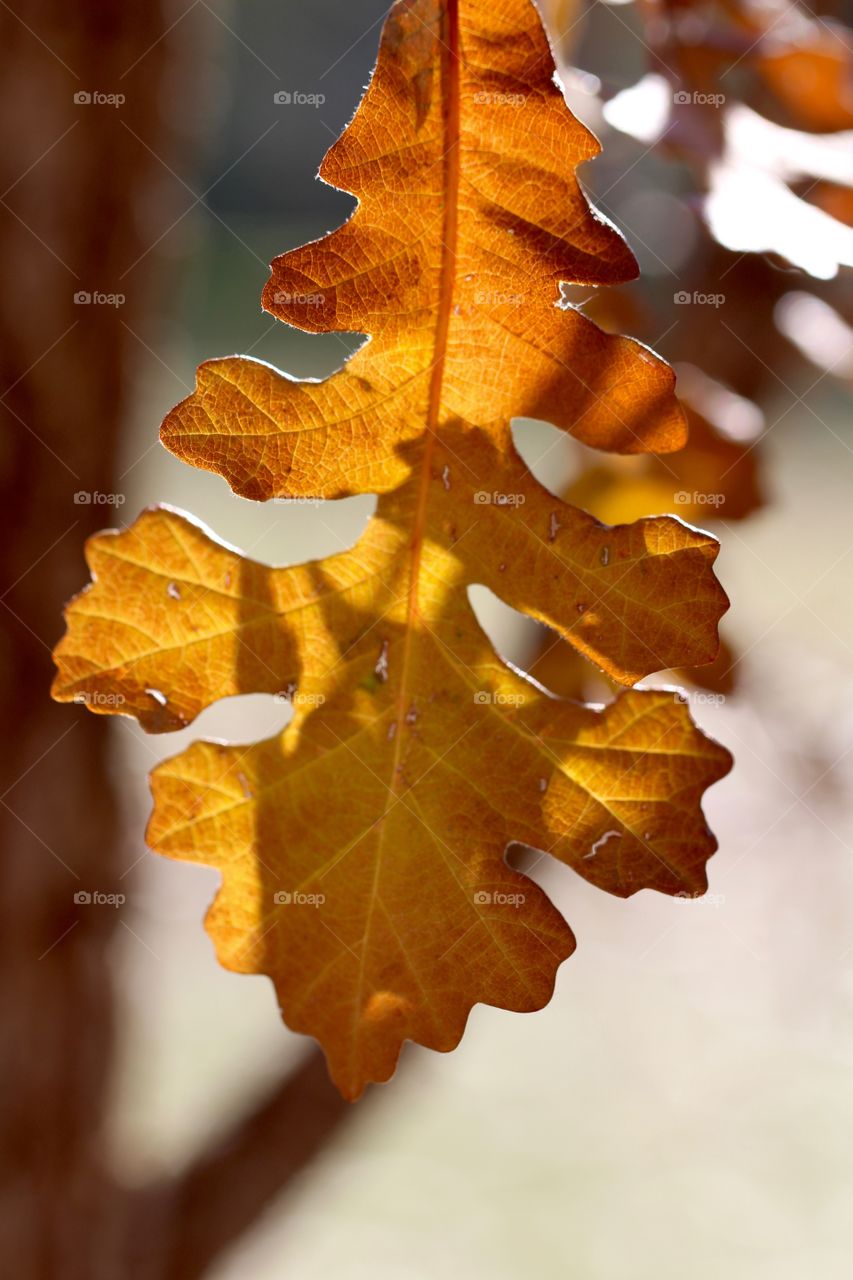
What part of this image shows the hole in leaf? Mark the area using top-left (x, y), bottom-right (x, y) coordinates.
top-left (467, 583), bottom-right (550, 680)
top-left (511, 418), bottom-right (580, 498)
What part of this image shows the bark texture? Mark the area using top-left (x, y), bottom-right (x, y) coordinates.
top-left (0, 6), bottom-right (356, 1277)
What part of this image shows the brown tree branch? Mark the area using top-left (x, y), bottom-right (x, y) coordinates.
top-left (123, 1050), bottom-right (364, 1280)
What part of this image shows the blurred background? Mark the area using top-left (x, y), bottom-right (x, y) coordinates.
top-left (1, 1), bottom-right (852, 1276)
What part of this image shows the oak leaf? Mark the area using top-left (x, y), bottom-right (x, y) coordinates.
top-left (53, 0), bottom-right (731, 1098)
top-left (557, 359), bottom-right (764, 529)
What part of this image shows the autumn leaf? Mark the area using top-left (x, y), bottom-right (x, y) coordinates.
top-left (53, 0), bottom-right (731, 1099)
top-left (559, 363), bottom-right (763, 528)
top-left (757, 33), bottom-right (853, 134)
top-left (514, 355), bottom-right (761, 702)
top-left (601, 0), bottom-right (853, 279)
top-left (733, 0), bottom-right (853, 134)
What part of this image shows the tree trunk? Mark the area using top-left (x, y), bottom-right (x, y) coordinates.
top-left (0, 8), bottom-right (359, 1276)
top-left (0, 6), bottom-right (181, 1275)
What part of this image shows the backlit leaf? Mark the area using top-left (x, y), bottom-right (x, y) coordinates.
top-left (53, 0), bottom-right (731, 1098)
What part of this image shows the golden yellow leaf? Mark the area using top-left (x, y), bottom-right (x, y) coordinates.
top-left (53, 0), bottom-right (731, 1098)
top-left (161, 0), bottom-right (688, 498)
top-left (562, 367), bottom-right (764, 528)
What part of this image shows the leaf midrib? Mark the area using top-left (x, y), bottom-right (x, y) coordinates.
top-left (386, 0), bottom-right (462, 804)
top-left (348, 0), bottom-right (463, 1073)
